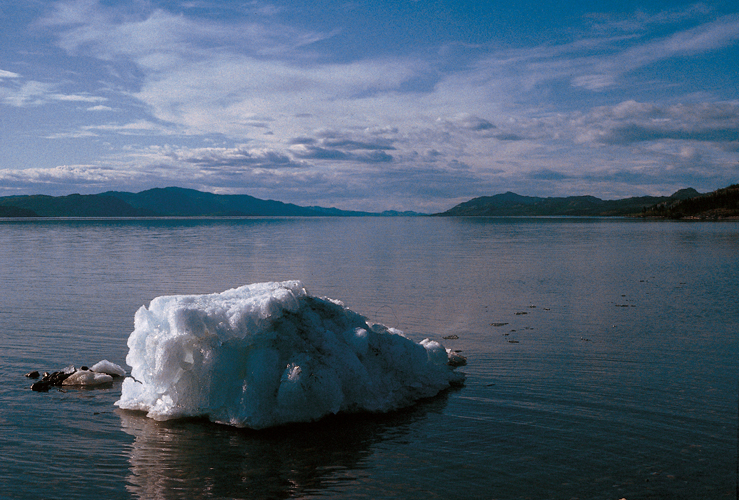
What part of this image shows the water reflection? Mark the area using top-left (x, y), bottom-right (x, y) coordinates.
top-left (118, 392), bottom-right (451, 499)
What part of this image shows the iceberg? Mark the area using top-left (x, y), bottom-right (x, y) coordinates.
top-left (116, 281), bottom-right (465, 429)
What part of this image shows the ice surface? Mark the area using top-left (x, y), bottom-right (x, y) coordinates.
top-left (116, 281), bottom-right (465, 429)
top-left (62, 370), bottom-right (114, 386)
top-left (91, 359), bottom-right (126, 377)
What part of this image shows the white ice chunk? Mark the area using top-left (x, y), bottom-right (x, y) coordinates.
top-left (116, 281), bottom-right (465, 429)
top-left (91, 359), bottom-right (126, 377)
top-left (63, 370), bottom-right (114, 386)
top-left (420, 339), bottom-right (449, 366)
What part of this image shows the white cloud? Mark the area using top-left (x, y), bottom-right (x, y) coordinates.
top-left (132, 54), bottom-right (423, 139)
top-left (1, 81), bottom-right (54, 106)
top-left (478, 13), bottom-right (739, 93)
top-left (604, 14), bottom-right (739, 77)
top-left (51, 93), bottom-right (106, 102)
top-left (45, 119), bottom-right (174, 139)
top-left (41, 0), bottom-right (334, 61)
top-left (574, 100), bottom-right (739, 146)
top-left (87, 104), bottom-right (114, 111)
top-left (41, 1), bottom-right (737, 151)
top-left (155, 144), bottom-right (305, 170)
top-left (0, 69), bottom-right (21, 79)
top-left (0, 164), bottom-right (130, 191)
top-left (0, 77), bottom-right (108, 107)
top-left (571, 73), bottom-right (617, 91)
top-left (45, 130), bottom-right (100, 139)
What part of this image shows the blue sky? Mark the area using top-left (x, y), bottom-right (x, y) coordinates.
top-left (1, 0), bottom-right (738, 211)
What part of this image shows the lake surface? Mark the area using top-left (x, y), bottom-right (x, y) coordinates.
top-left (1, 217), bottom-right (737, 499)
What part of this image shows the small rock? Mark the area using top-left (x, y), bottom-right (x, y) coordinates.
top-left (30, 369), bottom-right (75, 392)
top-left (447, 351), bottom-right (467, 367)
top-left (25, 371), bottom-right (40, 379)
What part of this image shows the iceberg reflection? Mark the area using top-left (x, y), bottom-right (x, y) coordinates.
top-left (117, 392), bottom-right (451, 499)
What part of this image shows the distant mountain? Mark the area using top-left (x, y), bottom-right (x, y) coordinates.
top-left (640, 184), bottom-right (739, 219)
top-left (0, 187), bottom-right (395, 217)
top-left (379, 210), bottom-right (425, 217)
top-left (0, 204), bottom-right (39, 217)
top-left (0, 193), bottom-right (152, 217)
top-left (437, 188), bottom-right (702, 217)
top-left (4, 184), bottom-right (732, 219)
top-left (101, 187), bottom-right (373, 217)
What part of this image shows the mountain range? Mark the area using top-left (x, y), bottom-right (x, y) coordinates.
top-left (1, 184), bottom-right (737, 218)
top-left (0, 187), bottom-right (388, 218)
top-left (638, 184), bottom-right (739, 219)
top-left (436, 188), bottom-right (706, 217)
top-left (437, 184), bottom-right (739, 218)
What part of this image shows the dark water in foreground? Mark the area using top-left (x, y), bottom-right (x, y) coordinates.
top-left (0, 217), bottom-right (737, 500)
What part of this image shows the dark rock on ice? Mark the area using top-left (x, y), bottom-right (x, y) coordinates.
top-left (446, 351), bottom-right (467, 367)
top-left (31, 370), bottom-right (75, 392)
top-left (29, 361), bottom-right (125, 392)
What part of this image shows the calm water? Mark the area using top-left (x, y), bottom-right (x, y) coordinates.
top-left (0, 217), bottom-right (737, 500)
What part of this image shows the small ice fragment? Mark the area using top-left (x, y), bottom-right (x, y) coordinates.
top-left (420, 339), bottom-right (448, 366)
top-left (91, 360), bottom-right (126, 377)
top-left (62, 370), bottom-right (114, 386)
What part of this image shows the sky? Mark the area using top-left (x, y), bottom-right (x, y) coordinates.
top-left (1, 1), bottom-right (738, 212)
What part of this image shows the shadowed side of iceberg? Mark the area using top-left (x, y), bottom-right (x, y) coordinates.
top-left (115, 281), bottom-right (465, 429)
